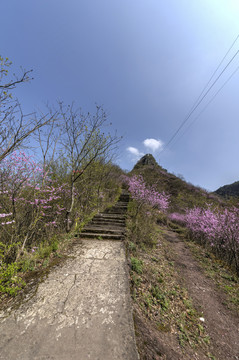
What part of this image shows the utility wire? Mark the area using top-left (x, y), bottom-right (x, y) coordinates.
top-left (160, 35), bottom-right (239, 154)
top-left (162, 48), bottom-right (239, 151)
top-left (186, 34), bottom-right (239, 116)
top-left (168, 64), bottom-right (239, 150)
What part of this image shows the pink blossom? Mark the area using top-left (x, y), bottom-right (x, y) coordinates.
top-left (1, 220), bottom-right (15, 225)
top-left (0, 213), bottom-right (12, 218)
top-left (125, 175), bottom-right (170, 212)
top-left (45, 221), bottom-right (57, 227)
top-left (170, 205), bottom-right (239, 273)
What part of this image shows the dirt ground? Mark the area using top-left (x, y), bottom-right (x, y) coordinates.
top-left (163, 229), bottom-right (239, 359)
top-left (133, 228), bottom-right (239, 360)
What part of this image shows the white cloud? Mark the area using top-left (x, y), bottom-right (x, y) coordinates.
top-left (127, 147), bottom-right (144, 161)
top-left (143, 138), bottom-right (163, 152)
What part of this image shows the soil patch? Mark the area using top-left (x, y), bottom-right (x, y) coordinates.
top-left (163, 229), bottom-right (239, 360)
top-left (129, 226), bottom-right (239, 359)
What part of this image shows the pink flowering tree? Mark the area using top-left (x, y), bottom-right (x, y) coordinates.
top-left (0, 151), bottom-right (68, 262)
top-left (124, 175), bottom-right (170, 212)
top-left (122, 175), bottom-right (170, 245)
top-left (168, 212), bottom-right (186, 225)
top-left (169, 205), bottom-right (239, 274)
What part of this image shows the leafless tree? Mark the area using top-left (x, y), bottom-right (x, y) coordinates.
top-left (58, 102), bottom-right (121, 231)
top-left (33, 105), bottom-right (62, 183)
top-left (0, 56), bottom-right (55, 162)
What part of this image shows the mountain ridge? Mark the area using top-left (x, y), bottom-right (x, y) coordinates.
top-left (215, 180), bottom-right (239, 198)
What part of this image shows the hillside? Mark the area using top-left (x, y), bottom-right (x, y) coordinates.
top-left (215, 180), bottom-right (239, 198)
top-left (126, 154), bottom-right (239, 359)
top-left (130, 154), bottom-right (221, 211)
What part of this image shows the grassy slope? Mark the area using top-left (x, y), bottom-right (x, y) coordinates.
top-left (130, 155), bottom-right (223, 213)
top-left (127, 155), bottom-right (238, 359)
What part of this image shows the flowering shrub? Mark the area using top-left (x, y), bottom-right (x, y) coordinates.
top-left (168, 212), bottom-right (186, 225)
top-left (169, 206), bottom-right (239, 274)
top-left (0, 151), bottom-right (69, 261)
top-left (122, 175), bottom-right (170, 246)
top-left (124, 175), bottom-right (170, 212)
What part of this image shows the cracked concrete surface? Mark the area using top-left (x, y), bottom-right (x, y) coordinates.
top-left (0, 240), bottom-right (139, 360)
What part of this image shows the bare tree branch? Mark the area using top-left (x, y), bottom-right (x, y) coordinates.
top-left (58, 102), bottom-right (122, 231)
top-left (0, 69), bottom-right (33, 89)
top-left (0, 58), bottom-right (56, 162)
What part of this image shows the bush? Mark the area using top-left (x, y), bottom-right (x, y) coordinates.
top-left (131, 257), bottom-right (143, 274)
top-left (0, 262), bottom-right (26, 296)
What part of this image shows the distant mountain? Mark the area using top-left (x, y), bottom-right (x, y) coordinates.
top-left (131, 154), bottom-right (222, 211)
top-left (215, 181), bottom-right (239, 198)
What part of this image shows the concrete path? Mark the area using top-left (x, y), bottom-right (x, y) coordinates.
top-left (0, 239), bottom-right (139, 360)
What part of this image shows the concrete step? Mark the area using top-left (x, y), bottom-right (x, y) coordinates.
top-left (81, 227), bottom-right (125, 235)
top-left (78, 191), bottom-right (130, 242)
top-left (118, 195), bottom-right (130, 202)
top-left (92, 215), bottom-right (126, 220)
top-left (105, 209), bottom-right (127, 214)
top-left (92, 222), bottom-right (125, 227)
top-left (94, 214), bottom-right (126, 220)
top-left (77, 232), bottom-right (124, 240)
top-left (114, 201), bottom-right (129, 207)
top-left (90, 224), bottom-right (125, 230)
top-left (107, 204), bottom-right (128, 208)
top-left (90, 218), bottom-right (125, 224)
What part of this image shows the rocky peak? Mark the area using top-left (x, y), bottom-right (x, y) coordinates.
top-left (134, 154), bottom-right (158, 169)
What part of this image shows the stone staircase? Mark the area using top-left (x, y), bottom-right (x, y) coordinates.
top-left (77, 191), bottom-right (130, 241)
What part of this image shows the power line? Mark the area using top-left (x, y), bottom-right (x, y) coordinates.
top-left (163, 48), bottom-right (239, 150)
top-left (168, 64), bottom-right (239, 150)
top-left (187, 34), bottom-right (239, 116)
top-left (160, 34), bottom-right (239, 154)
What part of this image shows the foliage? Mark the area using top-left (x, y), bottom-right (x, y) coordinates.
top-left (0, 152), bottom-right (122, 296)
top-left (74, 159), bottom-right (123, 220)
top-left (0, 151), bottom-right (69, 260)
top-left (123, 174), bottom-right (170, 247)
top-left (0, 56), bottom-right (123, 297)
top-left (126, 200), bottom-right (158, 246)
top-left (131, 257), bottom-right (143, 274)
top-left (57, 102), bottom-right (122, 231)
top-left (169, 205), bottom-right (239, 275)
top-left (0, 262), bottom-right (26, 296)
top-left (123, 174), bottom-right (170, 211)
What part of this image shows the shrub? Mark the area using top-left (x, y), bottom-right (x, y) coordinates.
top-left (131, 257), bottom-right (143, 274)
top-left (0, 262), bottom-right (26, 296)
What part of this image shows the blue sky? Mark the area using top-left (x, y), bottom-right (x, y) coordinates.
top-left (1, 0), bottom-right (239, 191)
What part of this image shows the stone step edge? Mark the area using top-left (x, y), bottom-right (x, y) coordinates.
top-left (81, 228), bottom-right (125, 235)
top-left (76, 233), bottom-right (124, 240)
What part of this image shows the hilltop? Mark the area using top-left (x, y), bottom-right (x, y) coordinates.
top-left (131, 154), bottom-right (221, 211)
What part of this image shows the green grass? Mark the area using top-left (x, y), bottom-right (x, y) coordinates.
top-left (127, 225), bottom-right (212, 353)
top-left (0, 262), bottom-right (26, 296)
top-left (0, 233), bottom-right (67, 299)
top-left (131, 257), bottom-right (143, 274)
